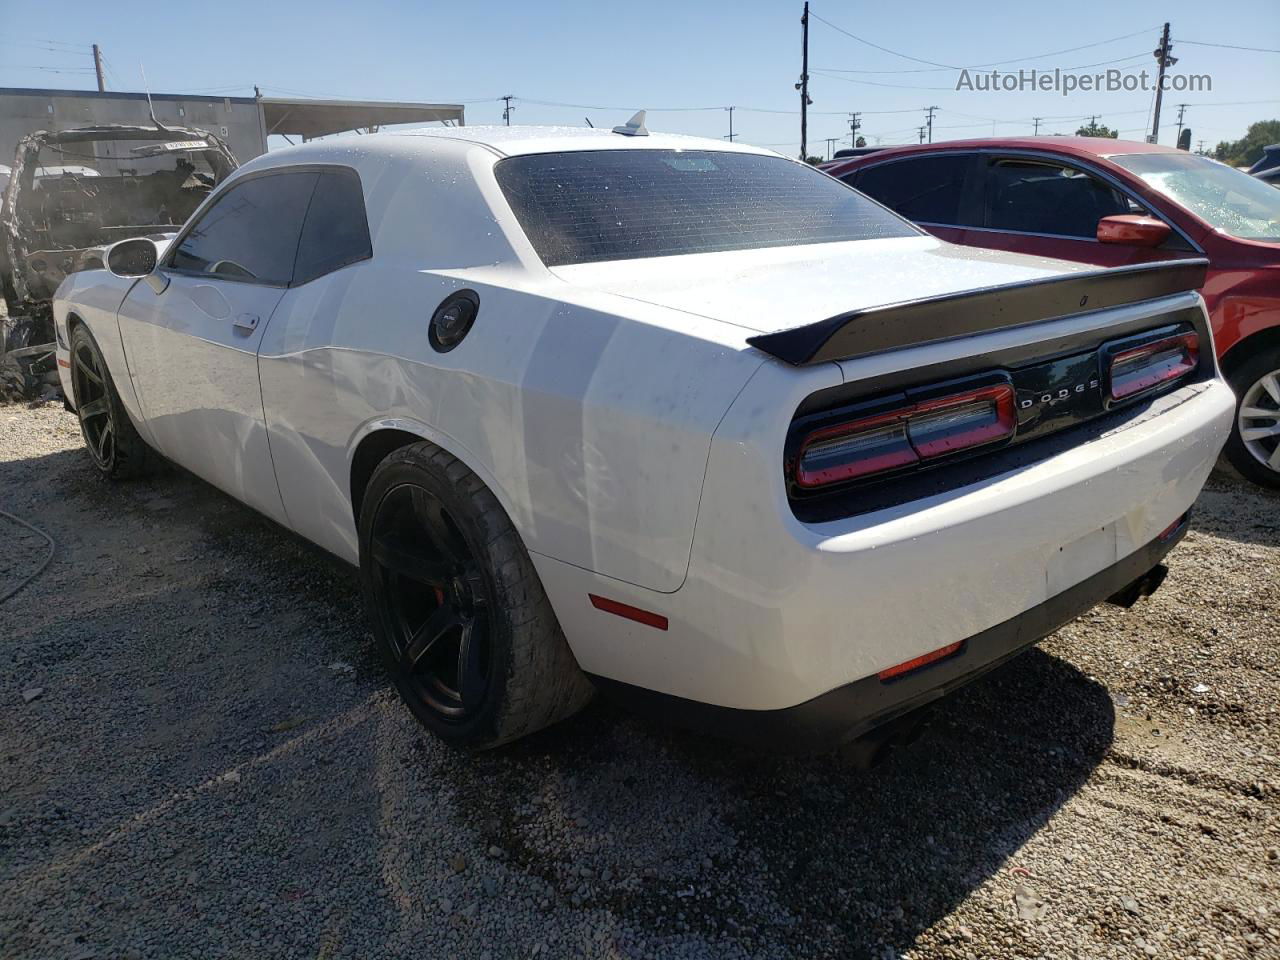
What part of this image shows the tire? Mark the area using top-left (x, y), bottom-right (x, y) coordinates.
top-left (68, 324), bottom-right (152, 480)
top-left (358, 441), bottom-right (594, 748)
top-left (1223, 348), bottom-right (1280, 490)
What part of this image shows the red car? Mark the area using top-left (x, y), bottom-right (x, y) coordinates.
top-left (824, 138), bottom-right (1280, 488)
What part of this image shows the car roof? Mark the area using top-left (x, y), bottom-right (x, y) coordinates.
top-left (823, 136), bottom-right (1183, 173)
top-left (387, 123), bottom-right (777, 158)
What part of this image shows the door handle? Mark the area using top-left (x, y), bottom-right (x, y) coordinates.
top-left (233, 313), bottom-right (260, 333)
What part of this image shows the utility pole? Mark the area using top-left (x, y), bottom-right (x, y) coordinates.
top-left (1174, 103), bottom-right (1188, 143)
top-left (848, 111), bottom-right (861, 147)
top-left (1032, 117), bottom-right (1042, 136)
top-left (797, 2), bottom-right (810, 160)
top-left (724, 106), bottom-right (736, 141)
top-left (501, 95), bottom-right (515, 126)
top-left (1151, 23), bottom-right (1175, 143)
top-left (918, 125), bottom-right (926, 144)
top-left (824, 137), bottom-right (838, 160)
top-left (1196, 138), bottom-right (1205, 154)
top-left (92, 44), bottom-right (105, 93)
top-left (924, 105), bottom-right (937, 143)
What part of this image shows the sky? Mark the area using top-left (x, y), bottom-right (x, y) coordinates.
top-left (2, 0), bottom-right (1277, 158)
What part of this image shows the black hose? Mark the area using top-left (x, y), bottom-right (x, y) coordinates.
top-left (0, 508), bottom-right (55, 604)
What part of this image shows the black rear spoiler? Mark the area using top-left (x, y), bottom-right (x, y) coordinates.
top-left (746, 258), bottom-right (1209, 366)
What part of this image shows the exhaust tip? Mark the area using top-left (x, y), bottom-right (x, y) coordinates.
top-left (1106, 563), bottom-right (1169, 609)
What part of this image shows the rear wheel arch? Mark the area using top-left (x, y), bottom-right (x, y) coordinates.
top-left (348, 424), bottom-right (522, 536)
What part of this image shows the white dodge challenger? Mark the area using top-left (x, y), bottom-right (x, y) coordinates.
top-left (52, 121), bottom-right (1234, 750)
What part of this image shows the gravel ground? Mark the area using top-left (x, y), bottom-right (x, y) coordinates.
top-left (1, 402), bottom-right (1277, 960)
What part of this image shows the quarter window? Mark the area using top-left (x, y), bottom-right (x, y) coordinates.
top-left (169, 171), bottom-right (318, 285)
top-left (849, 155), bottom-right (972, 226)
top-left (293, 169), bottom-right (373, 285)
top-left (983, 159), bottom-right (1131, 238)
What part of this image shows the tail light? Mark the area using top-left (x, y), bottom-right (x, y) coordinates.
top-left (1106, 331), bottom-right (1198, 403)
top-left (795, 381), bottom-right (1016, 488)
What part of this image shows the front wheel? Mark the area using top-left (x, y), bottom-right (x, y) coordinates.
top-left (358, 442), bottom-right (594, 748)
top-left (1224, 349), bottom-right (1280, 490)
top-left (69, 324), bottom-right (152, 480)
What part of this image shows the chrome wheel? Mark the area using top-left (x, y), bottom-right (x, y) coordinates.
top-left (1238, 367), bottom-right (1280, 475)
top-left (72, 338), bottom-right (114, 469)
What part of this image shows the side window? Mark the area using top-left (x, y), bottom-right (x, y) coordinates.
top-left (984, 159), bottom-right (1131, 238)
top-left (293, 169), bottom-right (373, 285)
top-left (849, 155), bottom-right (971, 226)
top-left (169, 171), bottom-right (318, 285)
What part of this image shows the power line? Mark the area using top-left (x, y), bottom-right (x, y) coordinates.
top-left (809, 11), bottom-right (956, 69)
top-left (1179, 40), bottom-right (1280, 54)
top-left (814, 27), bottom-right (1159, 74)
top-left (810, 70), bottom-right (953, 91)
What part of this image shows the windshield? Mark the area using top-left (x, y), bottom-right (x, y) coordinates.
top-left (495, 149), bottom-right (917, 266)
top-left (1111, 152), bottom-right (1280, 243)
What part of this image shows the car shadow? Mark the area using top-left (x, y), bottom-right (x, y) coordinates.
top-left (458, 644), bottom-right (1113, 957)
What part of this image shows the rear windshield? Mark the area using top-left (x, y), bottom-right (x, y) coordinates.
top-left (495, 149), bottom-right (917, 266)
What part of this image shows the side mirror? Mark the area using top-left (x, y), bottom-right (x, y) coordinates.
top-left (105, 237), bottom-right (158, 278)
top-left (1097, 215), bottom-right (1171, 248)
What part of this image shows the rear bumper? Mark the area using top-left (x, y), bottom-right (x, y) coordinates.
top-left (534, 375), bottom-right (1232, 722)
top-left (587, 520), bottom-right (1185, 752)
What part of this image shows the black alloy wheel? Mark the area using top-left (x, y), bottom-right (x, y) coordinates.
top-left (357, 442), bottom-right (594, 748)
top-left (368, 483), bottom-right (493, 721)
top-left (71, 335), bottom-right (115, 470)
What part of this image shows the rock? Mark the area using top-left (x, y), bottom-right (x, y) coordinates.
top-left (487, 845), bottom-right (505, 859)
top-left (1014, 883), bottom-right (1049, 921)
top-left (21, 687), bottom-right (44, 704)
top-left (1122, 896), bottom-right (1141, 915)
top-left (449, 853), bottom-right (467, 874)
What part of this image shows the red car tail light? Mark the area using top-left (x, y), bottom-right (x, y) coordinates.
top-left (795, 382), bottom-right (1016, 489)
top-left (1107, 331), bottom-right (1199, 402)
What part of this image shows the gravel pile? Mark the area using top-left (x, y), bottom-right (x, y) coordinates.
top-left (1, 403), bottom-right (1277, 959)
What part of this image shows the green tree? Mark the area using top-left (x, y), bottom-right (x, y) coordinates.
top-left (805, 155), bottom-right (825, 165)
top-left (855, 135), bottom-right (867, 148)
top-left (1076, 120), bottom-right (1119, 139)
top-left (1211, 120), bottom-right (1280, 167)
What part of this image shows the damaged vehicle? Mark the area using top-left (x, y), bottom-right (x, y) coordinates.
top-left (0, 124), bottom-right (236, 398)
top-left (55, 124), bottom-right (1233, 752)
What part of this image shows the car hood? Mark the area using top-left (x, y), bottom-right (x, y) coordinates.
top-left (550, 236), bottom-right (1097, 335)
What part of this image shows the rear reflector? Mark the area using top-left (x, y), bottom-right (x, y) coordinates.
top-left (589, 594), bottom-right (669, 630)
top-left (795, 382), bottom-right (1016, 488)
top-left (877, 640), bottom-right (965, 682)
top-left (1107, 331), bottom-right (1198, 402)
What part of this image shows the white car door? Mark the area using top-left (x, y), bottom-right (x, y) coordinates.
top-left (118, 169), bottom-right (320, 526)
